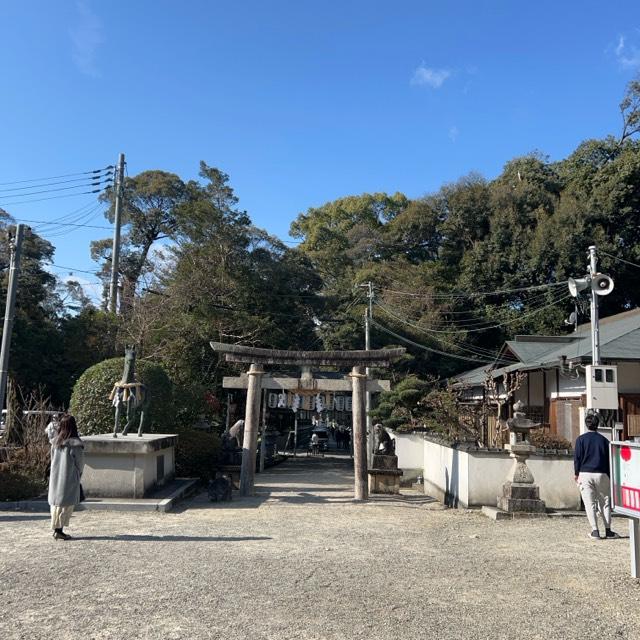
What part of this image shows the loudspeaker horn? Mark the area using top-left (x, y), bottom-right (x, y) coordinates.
top-left (568, 277), bottom-right (589, 297)
top-left (591, 273), bottom-right (614, 296)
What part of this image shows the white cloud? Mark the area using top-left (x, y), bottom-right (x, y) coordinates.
top-left (614, 33), bottom-right (640, 69)
top-left (69, 1), bottom-right (104, 77)
top-left (449, 126), bottom-right (459, 142)
top-left (411, 64), bottom-right (451, 88)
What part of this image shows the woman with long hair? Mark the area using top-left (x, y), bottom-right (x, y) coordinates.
top-left (48, 414), bottom-right (84, 540)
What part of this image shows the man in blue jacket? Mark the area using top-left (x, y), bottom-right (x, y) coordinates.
top-left (574, 411), bottom-right (618, 539)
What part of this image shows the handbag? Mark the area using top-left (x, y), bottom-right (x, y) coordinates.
top-left (79, 484), bottom-right (86, 502)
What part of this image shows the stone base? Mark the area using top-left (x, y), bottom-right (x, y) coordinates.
top-left (81, 433), bottom-right (177, 499)
top-left (372, 454), bottom-right (398, 470)
top-left (482, 506), bottom-right (550, 521)
top-left (496, 481), bottom-right (546, 513)
top-left (217, 465), bottom-right (241, 489)
top-left (368, 468), bottom-right (403, 495)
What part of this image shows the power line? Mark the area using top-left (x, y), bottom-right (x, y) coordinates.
top-left (376, 287), bottom-right (560, 330)
top-left (599, 250), bottom-right (640, 270)
top-left (373, 291), bottom-right (570, 335)
top-left (13, 217), bottom-right (111, 230)
top-left (0, 167), bottom-right (113, 187)
top-left (0, 190), bottom-right (106, 207)
top-left (380, 281), bottom-right (565, 300)
top-left (0, 178), bottom-right (111, 201)
top-left (371, 319), bottom-right (493, 364)
top-left (0, 171), bottom-right (112, 194)
top-left (49, 263), bottom-right (103, 276)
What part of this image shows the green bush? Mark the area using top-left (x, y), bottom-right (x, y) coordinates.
top-left (0, 466), bottom-right (46, 501)
top-left (529, 429), bottom-right (572, 451)
top-left (70, 357), bottom-right (175, 435)
top-left (174, 429), bottom-right (220, 481)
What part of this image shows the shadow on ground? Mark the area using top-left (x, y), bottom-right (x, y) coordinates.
top-left (71, 534), bottom-right (272, 542)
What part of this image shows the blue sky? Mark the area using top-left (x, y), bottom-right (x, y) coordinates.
top-left (1, 1), bottom-right (639, 295)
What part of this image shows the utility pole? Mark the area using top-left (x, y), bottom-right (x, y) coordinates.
top-left (0, 224), bottom-right (25, 416)
top-left (109, 153), bottom-right (125, 314)
top-left (359, 282), bottom-right (374, 465)
top-left (588, 245), bottom-right (600, 366)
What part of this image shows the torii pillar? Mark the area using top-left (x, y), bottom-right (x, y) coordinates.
top-left (239, 364), bottom-right (263, 496)
top-left (350, 366), bottom-right (368, 500)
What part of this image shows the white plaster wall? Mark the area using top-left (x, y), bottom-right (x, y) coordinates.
top-left (419, 439), bottom-right (579, 510)
top-left (423, 439), bottom-right (469, 508)
top-left (528, 456), bottom-right (580, 509)
top-left (466, 452), bottom-right (512, 506)
top-left (392, 431), bottom-right (425, 470)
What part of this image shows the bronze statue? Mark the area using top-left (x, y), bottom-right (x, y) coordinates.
top-left (110, 346), bottom-right (148, 438)
top-left (373, 423), bottom-right (395, 456)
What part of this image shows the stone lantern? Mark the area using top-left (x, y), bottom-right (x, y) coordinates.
top-left (496, 401), bottom-right (546, 514)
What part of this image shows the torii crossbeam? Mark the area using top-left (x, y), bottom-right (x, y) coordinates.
top-left (211, 342), bottom-right (405, 501)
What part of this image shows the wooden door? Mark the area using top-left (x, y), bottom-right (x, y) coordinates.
top-left (621, 395), bottom-right (640, 439)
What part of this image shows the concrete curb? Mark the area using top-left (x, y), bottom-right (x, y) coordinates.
top-left (0, 478), bottom-right (199, 513)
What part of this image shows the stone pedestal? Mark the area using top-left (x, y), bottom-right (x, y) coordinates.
top-left (368, 468), bottom-right (403, 494)
top-left (81, 433), bottom-right (177, 499)
top-left (496, 443), bottom-right (546, 514)
top-left (218, 464), bottom-right (241, 489)
top-left (368, 454), bottom-right (403, 495)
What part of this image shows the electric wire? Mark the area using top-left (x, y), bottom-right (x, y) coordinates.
top-left (0, 172), bottom-right (112, 194)
top-left (0, 167), bottom-right (113, 185)
top-left (374, 287), bottom-right (566, 331)
top-left (372, 302), bottom-right (519, 363)
top-left (373, 290), bottom-right (571, 335)
top-left (0, 179), bottom-right (111, 202)
top-left (0, 190), bottom-right (107, 207)
top-left (371, 319), bottom-right (494, 364)
top-left (599, 250), bottom-right (640, 270)
top-left (380, 281), bottom-right (565, 300)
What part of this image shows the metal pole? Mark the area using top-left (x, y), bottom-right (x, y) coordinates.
top-left (294, 415), bottom-right (298, 457)
top-left (0, 224), bottom-right (25, 416)
top-left (259, 388), bottom-right (267, 473)
top-left (109, 153), bottom-right (125, 314)
top-left (588, 245), bottom-right (600, 366)
top-left (363, 282), bottom-right (373, 465)
top-left (631, 519), bottom-right (640, 579)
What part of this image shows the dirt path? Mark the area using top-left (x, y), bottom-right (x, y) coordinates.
top-left (1, 455), bottom-right (640, 640)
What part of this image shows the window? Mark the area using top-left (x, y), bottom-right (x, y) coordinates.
top-left (606, 369), bottom-right (615, 383)
top-left (594, 368), bottom-right (603, 382)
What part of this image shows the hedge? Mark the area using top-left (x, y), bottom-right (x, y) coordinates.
top-left (70, 357), bottom-right (174, 436)
top-left (174, 429), bottom-right (221, 481)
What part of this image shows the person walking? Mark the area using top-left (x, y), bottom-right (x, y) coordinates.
top-left (48, 414), bottom-right (84, 540)
top-left (574, 411), bottom-right (618, 540)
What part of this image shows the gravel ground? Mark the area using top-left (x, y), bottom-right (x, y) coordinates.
top-left (1, 454), bottom-right (640, 640)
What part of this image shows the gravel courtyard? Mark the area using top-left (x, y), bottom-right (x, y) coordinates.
top-left (2, 454), bottom-right (640, 640)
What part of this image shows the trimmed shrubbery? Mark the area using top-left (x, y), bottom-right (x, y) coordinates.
top-left (70, 357), bottom-right (175, 435)
top-left (174, 428), bottom-right (220, 480)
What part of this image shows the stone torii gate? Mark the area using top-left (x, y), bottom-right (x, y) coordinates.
top-left (211, 342), bottom-right (405, 501)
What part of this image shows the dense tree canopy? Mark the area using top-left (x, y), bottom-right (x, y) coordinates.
top-left (3, 78), bottom-right (640, 410)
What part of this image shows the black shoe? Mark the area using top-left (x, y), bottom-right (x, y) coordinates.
top-left (605, 529), bottom-right (620, 539)
top-left (588, 530), bottom-right (600, 540)
top-left (53, 530), bottom-right (72, 540)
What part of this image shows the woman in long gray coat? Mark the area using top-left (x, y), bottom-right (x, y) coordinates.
top-left (48, 414), bottom-right (84, 540)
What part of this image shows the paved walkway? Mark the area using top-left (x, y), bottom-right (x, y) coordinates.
top-left (1, 455), bottom-right (640, 640)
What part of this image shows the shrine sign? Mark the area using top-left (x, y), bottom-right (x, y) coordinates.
top-left (611, 441), bottom-right (640, 519)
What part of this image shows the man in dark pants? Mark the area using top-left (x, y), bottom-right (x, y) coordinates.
top-left (574, 411), bottom-right (619, 540)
